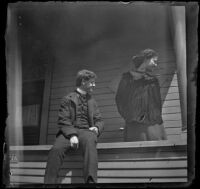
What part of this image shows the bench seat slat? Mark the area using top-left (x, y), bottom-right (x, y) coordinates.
top-left (10, 160), bottom-right (187, 169)
top-left (11, 168), bottom-right (187, 178)
top-left (10, 175), bottom-right (187, 184)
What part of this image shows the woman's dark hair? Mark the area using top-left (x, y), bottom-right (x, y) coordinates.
top-left (132, 49), bottom-right (158, 69)
top-left (76, 69), bottom-right (97, 87)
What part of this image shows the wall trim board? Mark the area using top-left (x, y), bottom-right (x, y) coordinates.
top-left (39, 63), bottom-right (53, 145)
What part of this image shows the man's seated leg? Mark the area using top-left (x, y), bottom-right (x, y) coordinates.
top-left (78, 129), bottom-right (98, 183)
top-left (44, 134), bottom-right (71, 184)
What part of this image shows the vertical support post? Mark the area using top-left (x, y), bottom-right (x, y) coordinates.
top-left (6, 5), bottom-right (24, 185)
top-left (170, 6), bottom-right (187, 131)
top-left (39, 62), bottom-right (53, 144)
top-left (6, 5), bottom-right (23, 146)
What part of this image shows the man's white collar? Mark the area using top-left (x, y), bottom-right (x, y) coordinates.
top-left (77, 87), bottom-right (87, 95)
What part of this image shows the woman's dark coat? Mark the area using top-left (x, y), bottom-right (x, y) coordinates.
top-left (115, 71), bottom-right (163, 126)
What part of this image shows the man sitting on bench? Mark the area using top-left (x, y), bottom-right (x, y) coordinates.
top-left (44, 69), bottom-right (104, 184)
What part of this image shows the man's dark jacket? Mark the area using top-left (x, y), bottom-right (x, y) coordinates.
top-left (57, 91), bottom-right (104, 138)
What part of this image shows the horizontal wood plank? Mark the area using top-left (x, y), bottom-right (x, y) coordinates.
top-left (51, 73), bottom-right (177, 93)
top-left (10, 140), bottom-right (187, 151)
top-left (46, 137), bottom-right (127, 144)
top-left (162, 99), bottom-right (180, 107)
top-left (10, 152), bottom-right (187, 163)
top-left (52, 62), bottom-right (176, 82)
top-left (53, 62), bottom-right (176, 79)
top-left (96, 177), bottom-right (187, 183)
top-left (48, 120), bottom-right (182, 131)
top-left (165, 135), bottom-right (181, 141)
top-left (59, 169), bottom-right (187, 177)
top-left (48, 106), bottom-right (181, 120)
top-left (10, 176), bottom-right (187, 184)
top-left (51, 78), bottom-right (176, 94)
top-left (49, 86), bottom-right (180, 107)
top-left (163, 120), bottom-right (182, 128)
top-left (11, 168), bottom-right (187, 179)
top-left (47, 112), bottom-right (182, 123)
top-left (47, 127), bottom-right (181, 139)
top-left (162, 113), bottom-right (182, 121)
top-left (49, 98), bottom-right (181, 111)
top-left (50, 83), bottom-right (178, 100)
top-left (10, 160), bottom-right (187, 174)
top-left (48, 119), bottom-right (182, 133)
top-left (10, 176), bottom-right (44, 184)
top-left (51, 69), bottom-right (177, 89)
top-left (47, 118), bottom-right (182, 128)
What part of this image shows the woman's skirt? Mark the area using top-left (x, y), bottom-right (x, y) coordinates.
top-left (124, 121), bottom-right (167, 142)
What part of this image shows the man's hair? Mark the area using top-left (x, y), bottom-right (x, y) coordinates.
top-left (132, 49), bottom-right (158, 69)
top-left (76, 69), bottom-right (97, 87)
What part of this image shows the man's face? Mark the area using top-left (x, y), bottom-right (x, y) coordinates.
top-left (82, 78), bottom-right (96, 94)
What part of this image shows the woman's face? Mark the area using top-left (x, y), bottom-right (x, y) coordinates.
top-left (146, 56), bottom-right (158, 72)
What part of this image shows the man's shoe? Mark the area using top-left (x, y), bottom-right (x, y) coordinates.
top-left (86, 176), bottom-right (95, 184)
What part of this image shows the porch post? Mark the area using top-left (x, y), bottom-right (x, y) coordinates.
top-left (170, 6), bottom-right (187, 131)
top-left (39, 62), bottom-right (53, 144)
top-left (6, 5), bottom-right (23, 146)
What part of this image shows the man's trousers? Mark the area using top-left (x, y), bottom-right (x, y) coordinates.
top-left (44, 128), bottom-right (98, 184)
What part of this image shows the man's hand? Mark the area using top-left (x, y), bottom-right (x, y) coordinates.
top-left (89, 127), bottom-right (99, 135)
top-left (70, 136), bottom-right (79, 149)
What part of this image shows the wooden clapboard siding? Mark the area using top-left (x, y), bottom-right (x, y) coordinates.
top-left (43, 36), bottom-right (184, 143)
top-left (9, 140), bottom-right (187, 184)
top-left (51, 67), bottom-right (176, 89)
top-left (52, 53), bottom-right (175, 76)
top-left (47, 129), bottom-right (181, 144)
top-left (49, 99), bottom-right (181, 111)
top-left (47, 111), bottom-right (182, 123)
top-left (47, 135), bottom-right (124, 144)
top-left (22, 104), bottom-right (40, 126)
top-left (48, 102), bottom-right (181, 119)
top-left (49, 84), bottom-right (179, 101)
top-left (52, 53), bottom-right (176, 75)
top-left (51, 70), bottom-right (177, 95)
top-left (47, 128), bottom-right (181, 144)
top-left (48, 120), bottom-right (181, 134)
top-left (161, 74), bottom-right (183, 141)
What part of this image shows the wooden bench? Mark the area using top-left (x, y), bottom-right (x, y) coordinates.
top-left (9, 139), bottom-right (187, 185)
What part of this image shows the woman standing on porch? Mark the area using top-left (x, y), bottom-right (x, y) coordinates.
top-left (115, 49), bottom-right (167, 141)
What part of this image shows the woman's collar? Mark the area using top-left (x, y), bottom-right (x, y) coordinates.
top-left (129, 70), bottom-right (154, 80)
